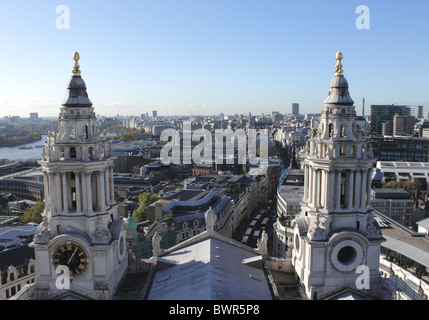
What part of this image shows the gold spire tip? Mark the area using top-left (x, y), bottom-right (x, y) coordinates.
top-left (72, 52), bottom-right (81, 76)
top-left (335, 51), bottom-right (344, 76)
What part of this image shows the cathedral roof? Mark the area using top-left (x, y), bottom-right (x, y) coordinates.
top-left (147, 237), bottom-right (273, 300)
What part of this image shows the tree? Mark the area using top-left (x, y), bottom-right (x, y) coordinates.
top-left (0, 196), bottom-right (11, 215)
top-left (384, 179), bottom-right (422, 195)
top-left (20, 201), bottom-right (45, 224)
top-left (114, 129), bottom-right (145, 142)
top-left (132, 192), bottom-right (158, 223)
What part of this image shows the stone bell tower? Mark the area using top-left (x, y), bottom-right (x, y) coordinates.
top-left (291, 52), bottom-right (384, 300)
top-left (30, 53), bottom-right (128, 300)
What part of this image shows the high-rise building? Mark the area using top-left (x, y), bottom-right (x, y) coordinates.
top-left (382, 121), bottom-right (393, 136)
top-left (416, 105), bottom-right (424, 119)
top-left (292, 52), bottom-right (384, 300)
top-left (30, 112), bottom-right (38, 120)
top-left (369, 136), bottom-right (429, 162)
top-left (393, 115), bottom-right (415, 136)
top-left (370, 105), bottom-right (411, 135)
top-left (29, 53), bottom-right (128, 300)
top-left (292, 103), bottom-right (299, 116)
top-left (152, 110), bottom-right (157, 119)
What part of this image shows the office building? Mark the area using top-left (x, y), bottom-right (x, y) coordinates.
top-left (292, 103), bottom-right (299, 116)
top-left (368, 136), bottom-right (429, 162)
top-left (370, 105), bottom-right (411, 135)
top-left (371, 189), bottom-right (425, 229)
top-left (393, 115), bottom-right (415, 136)
top-left (416, 105), bottom-right (424, 119)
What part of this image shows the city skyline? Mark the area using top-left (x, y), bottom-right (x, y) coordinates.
top-left (1, 0), bottom-right (428, 118)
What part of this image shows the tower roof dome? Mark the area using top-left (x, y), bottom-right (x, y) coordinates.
top-left (62, 52), bottom-right (93, 108)
top-left (323, 52), bottom-right (354, 106)
top-left (126, 211), bottom-right (138, 230)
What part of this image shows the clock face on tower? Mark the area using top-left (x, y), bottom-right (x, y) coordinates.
top-left (53, 243), bottom-right (88, 276)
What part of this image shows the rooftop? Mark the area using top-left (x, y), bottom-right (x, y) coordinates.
top-left (371, 188), bottom-right (410, 199)
top-left (378, 161), bottom-right (429, 169)
top-left (165, 189), bottom-right (209, 202)
top-left (147, 237), bottom-right (273, 300)
top-left (416, 217), bottom-right (429, 230)
top-left (374, 210), bottom-right (429, 268)
top-left (278, 185), bottom-right (304, 203)
top-left (0, 244), bottom-right (35, 272)
top-left (0, 225), bottom-right (37, 249)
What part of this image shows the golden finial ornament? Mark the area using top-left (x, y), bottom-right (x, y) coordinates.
top-left (72, 52), bottom-right (81, 76)
top-left (334, 51), bottom-right (344, 76)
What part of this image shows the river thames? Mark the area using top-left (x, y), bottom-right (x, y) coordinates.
top-left (0, 136), bottom-right (47, 162)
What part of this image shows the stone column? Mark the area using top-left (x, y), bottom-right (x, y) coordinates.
top-left (74, 171), bottom-right (82, 213)
top-left (361, 169), bottom-right (368, 209)
top-left (48, 172), bottom-right (55, 214)
top-left (109, 167), bottom-right (115, 204)
top-left (328, 171), bottom-right (335, 211)
top-left (303, 164), bottom-right (309, 202)
top-left (322, 169), bottom-right (328, 210)
top-left (61, 172), bottom-right (69, 213)
top-left (354, 170), bottom-right (361, 211)
top-left (366, 169), bottom-right (372, 207)
top-left (81, 171), bottom-right (87, 213)
top-left (98, 170), bottom-right (106, 211)
top-left (318, 169), bottom-right (323, 208)
top-left (316, 169), bottom-right (320, 208)
top-left (104, 169), bottom-right (110, 205)
top-left (347, 169), bottom-right (354, 210)
top-left (55, 172), bottom-right (62, 213)
top-left (312, 168), bottom-right (317, 208)
top-left (336, 170), bottom-right (342, 210)
top-left (43, 172), bottom-right (49, 212)
top-left (308, 166), bottom-right (313, 205)
top-left (86, 172), bottom-right (93, 213)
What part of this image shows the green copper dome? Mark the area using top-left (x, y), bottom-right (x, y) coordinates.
top-left (126, 211), bottom-right (138, 230)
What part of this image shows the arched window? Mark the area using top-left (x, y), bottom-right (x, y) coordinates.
top-left (88, 147), bottom-right (94, 160)
top-left (328, 123), bottom-right (334, 138)
top-left (340, 144), bottom-right (346, 156)
top-left (70, 147), bottom-right (77, 159)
